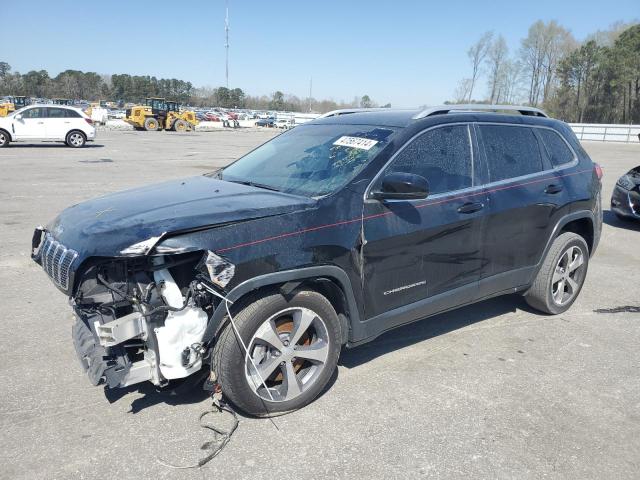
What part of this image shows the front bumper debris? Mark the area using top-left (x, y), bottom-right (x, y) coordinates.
top-left (72, 317), bottom-right (131, 388)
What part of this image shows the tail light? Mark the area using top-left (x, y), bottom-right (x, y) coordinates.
top-left (594, 163), bottom-right (603, 180)
top-left (85, 118), bottom-right (93, 125)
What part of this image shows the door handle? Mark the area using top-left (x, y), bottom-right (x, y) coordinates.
top-left (544, 184), bottom-right (563, 194)
top-left (37, 121), bottom-right (44, 124)
top-left (457, 202), bottom-right (484, 214)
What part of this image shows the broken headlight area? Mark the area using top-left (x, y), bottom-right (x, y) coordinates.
top-left (198, 250), bottom-right (236, 289)
top-left (72, 251), bottom-right (223, 389)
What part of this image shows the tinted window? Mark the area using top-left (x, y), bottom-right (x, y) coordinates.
top-left (47, 108), bottom-right (69, 118)
top-left (479, 125), bottom-right (543, 182)
top-left (537, 129), bottom-right (574, 167)
top-left (386, 125), bottom-right (472, 195)
top-left (21, 107), bottom-right (45, 119)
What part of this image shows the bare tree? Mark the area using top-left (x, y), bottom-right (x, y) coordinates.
top-left (520, 20), bottom-right (574, 106)
top-left (486, 35), bottom-right (508, 103)
top-left (453, 79), bottom-right (473, 103)
top-left (467, 31), bottom-right (493, 101)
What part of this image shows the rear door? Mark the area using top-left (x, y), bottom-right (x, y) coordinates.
top-left (13, 107), bottom-right (47, 139)
top-left (475, 123), bottom-right (563, 295)
top-left (362, 123), bottom-right (489, 327)
top-left (45, 107), bottom-right (73, 139)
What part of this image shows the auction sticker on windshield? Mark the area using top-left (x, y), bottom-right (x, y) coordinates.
top-left (333, 136), bottom-right (379, 150)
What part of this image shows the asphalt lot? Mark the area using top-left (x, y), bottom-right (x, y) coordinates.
top-left (0, 129), bottom-right (639, 479)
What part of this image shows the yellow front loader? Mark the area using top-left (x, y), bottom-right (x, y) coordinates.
top-left (124, 98), bottom-right (198, 131)
top-left (0, 96), bottom-right (30, 117)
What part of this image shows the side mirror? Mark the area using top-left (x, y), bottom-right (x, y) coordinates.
top-left (14, 114), bottom-right (22, 120)
top-left (372, 172), bottom-right (429, 200)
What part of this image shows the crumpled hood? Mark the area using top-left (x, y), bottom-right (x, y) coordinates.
top-left (47, 175), bottom-right (315, 258)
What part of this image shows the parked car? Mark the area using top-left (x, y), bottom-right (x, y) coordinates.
top-left (31, 104), bottom-right (602, 416)
top-left (203, 112), bottom-right (220, 122)
top-left (255, 117), bottom-right (275, 127)
top-left (275, 118), bottom-right (294, 129)
top-left (611, 165), bottom-right (640, 221)
top-left (0, 105), bottom-right (95, 148)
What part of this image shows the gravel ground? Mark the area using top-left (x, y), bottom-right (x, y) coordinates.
top-left (0, 130), bottom-right (638, 480)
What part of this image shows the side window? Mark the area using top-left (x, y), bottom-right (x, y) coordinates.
top-left (48, 108), bottom-right (67, 118)
top-left (21, 108), bottom-right (45, 119)
top-left (479, 125), bottom-right (543, 182)
top-left (537, 129), bottom-right (575, 167)
top-left (65, 109), bottom-right (81, 118)
top-left (385, 125), bottom-right (473, 195)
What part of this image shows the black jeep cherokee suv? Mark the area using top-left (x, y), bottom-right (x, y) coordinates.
top-left (32, 104), bottom-right (602, 415)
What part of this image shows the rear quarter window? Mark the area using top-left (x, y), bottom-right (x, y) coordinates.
top-left (479, 125), bottom-right (543, 182)
top-left (537, 129), bottom-right (575, 167)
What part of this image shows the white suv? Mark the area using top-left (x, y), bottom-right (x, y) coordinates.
top-left (0, 105), bottom-right (96, 148)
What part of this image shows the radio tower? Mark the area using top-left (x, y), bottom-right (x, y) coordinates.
top-left (224, 0), bottom-right (230, 88)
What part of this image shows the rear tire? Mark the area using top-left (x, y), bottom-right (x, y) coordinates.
top-left (525, 232), bottom-right (589, 314)
top-left (144, 117), bottom-right (159, 131)
top-left (0, 129), bottom-right (9, 147)
top-left (212, 289), bottom-right (341, 416)
top-left (65, 131), bottom-right (86, 148)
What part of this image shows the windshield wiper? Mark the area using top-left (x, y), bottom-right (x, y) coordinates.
top-left (226, 179), bottom-right (282, 192)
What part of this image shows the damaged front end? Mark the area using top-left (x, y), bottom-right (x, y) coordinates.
top-left (33, 227), bottom-right (235, 389)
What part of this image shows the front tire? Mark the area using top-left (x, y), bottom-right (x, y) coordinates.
top-left (212, 289), bottom-right (342, 416)
top-left (173, 119), bottom-right (188, 132)
top-left (525, 232), bottom-right (589, 314)
top-left (66, 131), bottom-right (86, 148)
top-left (0, 129), bottom-right (9, 147)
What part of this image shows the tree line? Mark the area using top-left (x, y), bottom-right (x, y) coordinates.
top-left (453, 21), bottom-right (640, 123)
top-left (0, 62), bottom-right (383, 113)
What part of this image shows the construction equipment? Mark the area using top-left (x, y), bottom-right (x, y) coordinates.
top-left (0, 96), bottom-right (30, 117)
top-left (124, 98), bottom-right (199, 132)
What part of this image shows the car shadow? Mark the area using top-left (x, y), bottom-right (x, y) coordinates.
top-left (108, 294), bottom-right (529, 415)
top-left (6, 143), bottom-right (104, 148)
top-left (105, 370), bottom-right (211, 414)
top-left (603, 209), bottom-right (640, 230)
top-left (339, 294), bottom-right (528, 369)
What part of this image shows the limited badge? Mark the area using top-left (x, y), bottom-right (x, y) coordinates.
top-left (333, 136), bottom-right (379, 150)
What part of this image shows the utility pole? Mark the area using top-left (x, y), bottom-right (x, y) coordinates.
top-left (308, 77), bottom-right (312, 112)
top-left (225, 0), bottom-right (230, 88)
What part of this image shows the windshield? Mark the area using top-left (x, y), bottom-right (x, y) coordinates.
top-left (220, 124), bottom-right (396, 197)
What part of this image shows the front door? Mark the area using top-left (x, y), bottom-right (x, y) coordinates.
top-left (361, 123), bottom-right (488, 336)
top-left (13, 107), bottom-right (47, 139)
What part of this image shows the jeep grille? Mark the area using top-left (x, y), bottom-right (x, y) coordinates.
top-left (40, 233), bottom-right (78, 291)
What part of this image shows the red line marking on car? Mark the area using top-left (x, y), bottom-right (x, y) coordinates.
top-left (215, 169), bottom-right (592, 253)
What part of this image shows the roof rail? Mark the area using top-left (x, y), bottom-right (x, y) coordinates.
top-left (318, 107), bottom-right (386, 119)
top-left (413, 104), bottom-right (548, 119)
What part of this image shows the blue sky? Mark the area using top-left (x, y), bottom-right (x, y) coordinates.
top-left (2, 0), bottom-right (638, 106)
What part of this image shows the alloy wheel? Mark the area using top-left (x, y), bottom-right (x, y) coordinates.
top-left (244, 307), bottom-right (330, 402)
top-left (69, 133), bottom-right (84, 147)
top-left (551, 245), bottom-right (585, 305)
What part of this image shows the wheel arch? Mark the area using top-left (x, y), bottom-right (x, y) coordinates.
top-left (532, 210), bottom-right (594, 279)
top-left (0, 128), bottom-right (13, 142)
top-left (66, 128), bottom-right (87, 139)
top-left (202, 265), bottom-right (360, 346)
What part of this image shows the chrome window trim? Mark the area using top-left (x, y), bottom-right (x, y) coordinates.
top-left (364, 121), bottom-right (581, 206)
top-left (364, 122), bottom-right (475, 203)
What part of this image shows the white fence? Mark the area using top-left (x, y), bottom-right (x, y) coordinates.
top-left (570, 123), bottom-right (640, 143)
